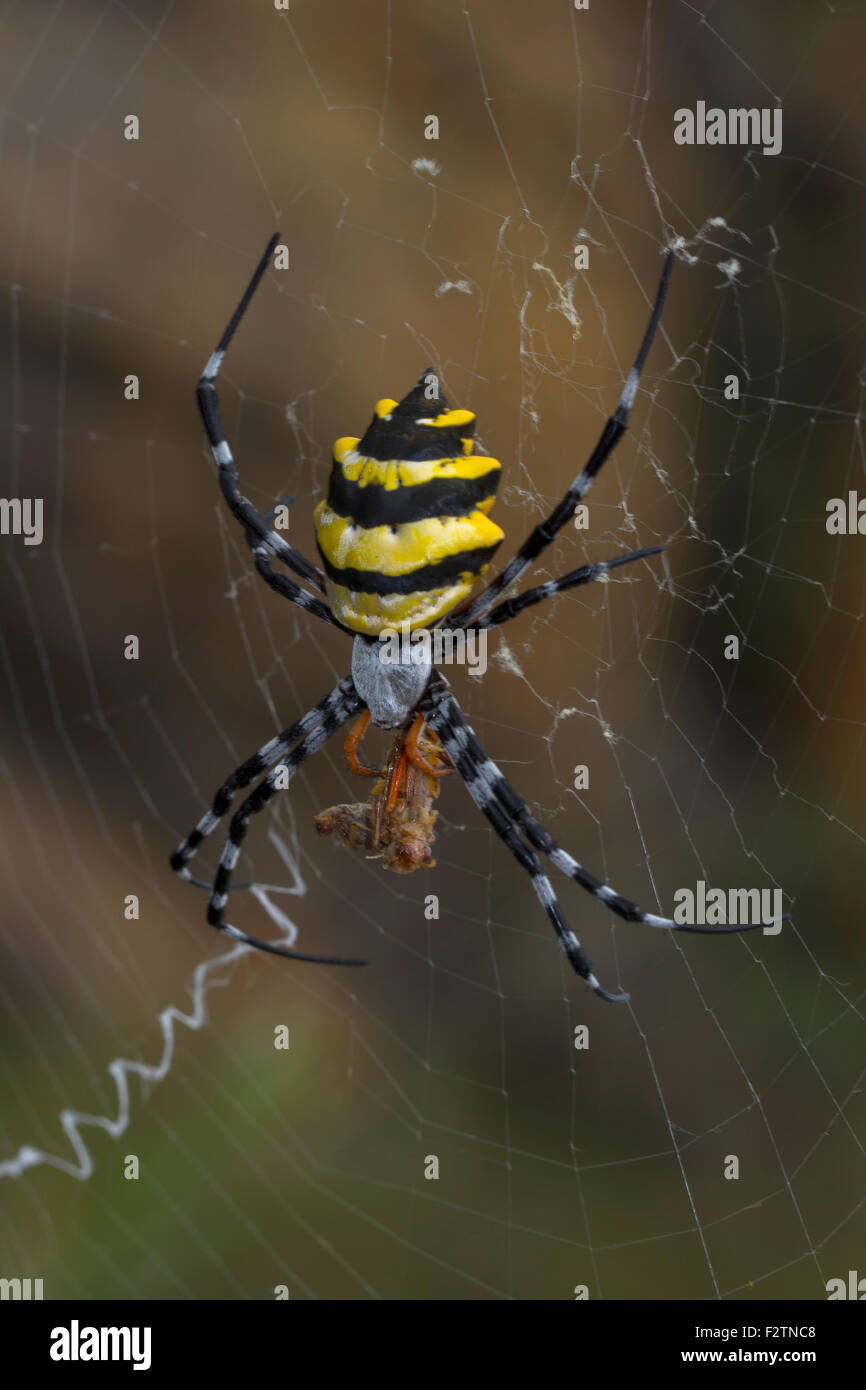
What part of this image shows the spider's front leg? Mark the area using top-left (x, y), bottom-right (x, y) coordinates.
top-left (452, 249), bottom-right (675, 629)
top-left (422, 675), bottom-right (774, 1002)
top-left (170, 675), bottom-right (369, 965)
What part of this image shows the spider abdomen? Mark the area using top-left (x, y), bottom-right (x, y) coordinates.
top-left (314, 372), bottom-right (504, 634)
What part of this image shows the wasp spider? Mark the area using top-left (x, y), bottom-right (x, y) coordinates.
top-left (170, 234), bottom-right (765, 1001)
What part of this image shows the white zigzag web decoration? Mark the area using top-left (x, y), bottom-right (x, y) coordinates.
top-left (0, 885), bottom-right (295, 1182)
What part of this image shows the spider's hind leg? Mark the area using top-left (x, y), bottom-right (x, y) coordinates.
top-left (475, 546), bottom-right (664, 631)
top-left (421, 679), bottom-right (628, 1001)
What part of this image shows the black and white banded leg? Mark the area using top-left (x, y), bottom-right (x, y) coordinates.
top-left (170, 677), bottom-right (367, 965)
top-left (197, 232), bottom-right (333, 622)
top-left (423, 675), bottom-right (769, 1001)
top-left (421, 678), bottom-right (627, 1000)
top-left (245, 539), bottom-right (341, 628)
top-left (452, 249), bottom-right (675, 629)
top-left (170, 676), bottom-right (357, 883)
top-left (473, 545), bottom-right (664, 630)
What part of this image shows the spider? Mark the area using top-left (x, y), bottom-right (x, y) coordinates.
top-left (170, 233), bottom-right (765, 1002)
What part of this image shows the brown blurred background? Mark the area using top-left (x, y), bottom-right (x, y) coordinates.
top-left (1, 0), bottom-right (864, 1299)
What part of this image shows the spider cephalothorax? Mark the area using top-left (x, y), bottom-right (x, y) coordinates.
top-left (170, 233), bottom-right (772, 1001)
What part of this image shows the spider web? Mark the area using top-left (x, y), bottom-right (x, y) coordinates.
top-left (2, 0), bottom-right (865, 1301)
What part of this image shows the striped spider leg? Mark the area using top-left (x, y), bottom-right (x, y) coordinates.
top-left (170, 677), bottom-right (368, 964)
top-left (449, 248), bottom-right (676, 631)
top-left (421, 673), bottom-right (768, 1002)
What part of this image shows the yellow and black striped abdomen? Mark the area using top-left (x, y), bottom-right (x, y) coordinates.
top-left (314, 373), bottom-right (504, 635)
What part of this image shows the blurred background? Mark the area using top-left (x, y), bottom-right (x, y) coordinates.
top-left (1, 0), bottom-right (864, 1300)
